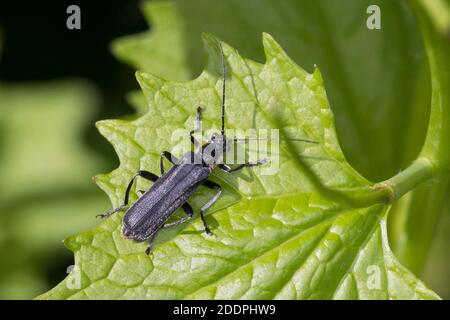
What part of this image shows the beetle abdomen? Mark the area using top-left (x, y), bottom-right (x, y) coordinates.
top-left (122, 162), bottom-right (211, 241)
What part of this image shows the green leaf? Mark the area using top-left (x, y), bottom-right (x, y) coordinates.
top-left (111, 1), bottom-right (190, 81)
top-left (388, 0), bottom-right (450, 275)
top-left (417, 0), bottom-right (450, 35)
top-left (114, 1), bottom-right (429, 182)
top-left (112, 0), bottom-right (449, 290)
top-left (112, 1), bottom-right (189, 116)
top-left (38, 35), bottom-right (438, 299)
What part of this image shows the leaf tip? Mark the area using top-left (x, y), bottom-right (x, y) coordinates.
top-left (135, 70), bottom-right (164, 98)
top-left (312, 64), bottom-right (325, 85)
top-left (93, 173), bottom-right (110, 191)
top-left (262, 32), bottom-right (283, 59)
top-left (135, 71), bottom-right (150, 87)
top-left (201, 32), bottom-right (219, 44)
top-left (63, 235), bottom-right (82, 252)
top-left (95, 120), bottom-right (114, 138)
top-left (201, 32), bottom-right (228, 75)
top-left (92, 173), bottom-right (102, 184)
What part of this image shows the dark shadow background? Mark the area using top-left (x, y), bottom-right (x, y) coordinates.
top-left (0, 0), bottom-right (147, 156)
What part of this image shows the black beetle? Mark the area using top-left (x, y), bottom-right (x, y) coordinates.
top-left (98, 43), bottom-right (317, 254)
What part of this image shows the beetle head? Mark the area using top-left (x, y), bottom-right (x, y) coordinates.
top-left (201, 133), bottom-right (231, 165)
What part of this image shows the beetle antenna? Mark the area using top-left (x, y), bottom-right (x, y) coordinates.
top-left (234, 137), bottom-right (319, 144)
top-left (220, 43), bottom-right (226, 136)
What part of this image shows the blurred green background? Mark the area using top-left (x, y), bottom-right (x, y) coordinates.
top-left (0, 0), bottom-right (448, 299)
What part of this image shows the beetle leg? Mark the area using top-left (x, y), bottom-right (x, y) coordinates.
top-left (200, 180), bottom-right (222, 235)
top-left (163, 203), bottom-right (194, 228)
top-left (218, 159), bottom-right (268, 173)
top-left (195, 106), bottom-right (203, 131)
top-left (145, 234), bottom-right (156, 255)
top-left (96, 205), bottom-right (127, 219)
top-left (160, 151), bottom-right (179, 174)
top-left (96, 170), bottom-right (159, 219)
top-left (124, 170), bottom-right (159, 204)
top-left (217, 163), bottom-right (232, 171)
top-left (189, 130), bottom-right (201, 148)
